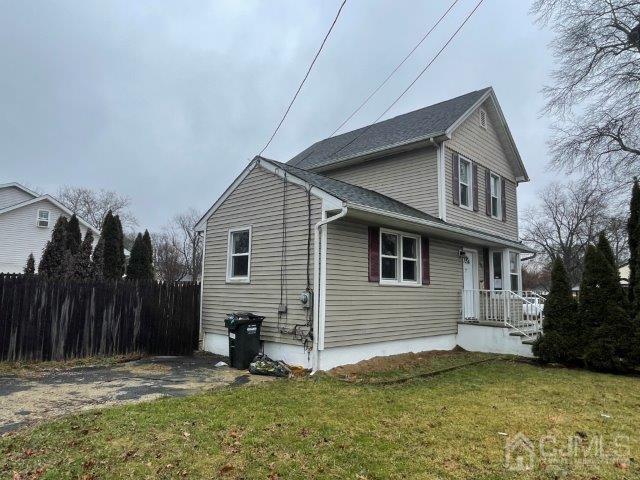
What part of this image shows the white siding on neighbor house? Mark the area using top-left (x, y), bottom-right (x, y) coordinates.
top-left (0, 187), bottom-right (34, 210)
top-left (323, 219), bottom-right (462, 348)
top-left (201, 165), bottom-right (322, 345)
top-left (445, 101), bottom-right (519, 240)
top-left (325, 147), bottom-right (439, 216)
top-left (0, 199), bottom-right (94, 273)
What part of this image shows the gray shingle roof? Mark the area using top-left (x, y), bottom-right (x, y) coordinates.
top-left (288, 88), bottom-right (491, 170)
top-left (260, 157), bottom-right (443, 223)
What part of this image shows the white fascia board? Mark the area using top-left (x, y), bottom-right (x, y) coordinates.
top-left (445, 88), bottom-right (529, 183)
top-left (0, 195), bottom-right (101, 235)
top-left (194, 160), bottom-right (259, 232)
top-left (347, 202), bottom-right (531, 252)
top-left (257, 158), bottom-right (343, 211)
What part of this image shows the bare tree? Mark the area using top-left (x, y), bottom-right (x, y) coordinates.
top-left (521, 179), bottom-right (627, 285)
top-left (57, 186), bottom-right (137, 230)
top-left (531, 0), bottom-right (640, 180)
top-left (151, 232), bottom-right (186, 282)
top-left (163, 208), bottom-right (203, 281)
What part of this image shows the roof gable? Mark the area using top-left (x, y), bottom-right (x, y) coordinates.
top-left (287, 87), bottom-right (528, 181)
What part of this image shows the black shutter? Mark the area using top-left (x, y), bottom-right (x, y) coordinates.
top-left (472, 162), bottom-right (479, 212)
top-left (368, 227), bottom-right (380, 282)
top-left (421, 236), bottom-right (430, 285)
top-left (485, 170), bottom-right (491, 216)
top-left (501, 177), bottom-right (507, 222)
top-left (452, 152), bottom-right (460, 205)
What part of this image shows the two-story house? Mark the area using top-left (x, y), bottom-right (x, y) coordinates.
top-left (0, 182), bottom-right (100, 273)
top-left (196, 87), bottom-right (537, 370)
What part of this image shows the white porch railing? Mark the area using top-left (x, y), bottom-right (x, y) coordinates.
top-left (461, 289), bottom-right (544, 339)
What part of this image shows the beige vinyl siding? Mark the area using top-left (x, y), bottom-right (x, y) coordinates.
top-left (323, 219), bottom-right (461, 347)
top-left (0, 199), bottom-right (94, 274)
top-left (0, 186), bottom-right (34, 210)
top-left (445, 103), bottom-right (519, 240)
top-left (325, 147), bottom-right (439, 216)
top-left (202, 165), bottom-right (322, 345)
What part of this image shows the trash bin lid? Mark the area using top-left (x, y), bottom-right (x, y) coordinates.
top-left (225, 312), bottom-right (265, 329)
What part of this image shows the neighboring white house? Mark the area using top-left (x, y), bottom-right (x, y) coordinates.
top-left (0, 182), bottom-right (101, 274)
top-left (196, 88), bottom-right (542, 370)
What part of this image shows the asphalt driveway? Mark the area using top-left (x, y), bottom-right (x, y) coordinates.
top-left (0, 354), bottom-right (273, 434)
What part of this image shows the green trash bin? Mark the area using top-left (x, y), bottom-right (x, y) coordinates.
top-left (224, 312), bottom-right (265, 369)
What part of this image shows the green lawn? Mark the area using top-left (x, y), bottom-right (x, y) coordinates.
top-left (2, 354), bottom-right (639, 479)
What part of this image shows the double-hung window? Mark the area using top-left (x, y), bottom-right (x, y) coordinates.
top-left (509, 251), bottom-right (520, 292)
top-left (459, 157), bottom-right (472, 209)
top-left (227, 227), bottom-right (251, 283)
top-left (380, 230), bottom-right (420, 285)
top-left (37, 210), bottom-right (50, 228)
top-left (490, 173), bottom-right (501, 219)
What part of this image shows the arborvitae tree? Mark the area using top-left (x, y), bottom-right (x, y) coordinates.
top-left (38, 216), bottom-right (68, 278)
top-left (597, 232), bottom-right (629, 311)
top-left (101, 211), bottom-right (125, 280)
top-left (92, 234), bottom-right (105, 279)
top-left (24, 253), bottom-right (35, 275)
top-left (581, 243), bottom-right (634, 372)
top-left (532, 258), bottom-right (581, 364)
top-left (126, 233), bottom-right (145, 279)
top-left (114, 215), bottom-right (126, 275)
top-left (66, 214), bottom-right (81, 254)
top-left (142, 229), bottom-right (154, 280)
top-left (74, 230), bottom-right (94, 279)
top-left (628, 178), bottom-right (640, 310)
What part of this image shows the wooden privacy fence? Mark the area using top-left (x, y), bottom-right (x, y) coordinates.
top-left (0, 274), bottom-right (200, 362)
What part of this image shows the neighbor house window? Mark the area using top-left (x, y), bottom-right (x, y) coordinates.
top-left (490, 173), bottom-right (501, 219)
top-left (509, 251), bottom-right (520, 292)
top-left (227, 227), bottom-right (251, 283)
top-left (458, 157), bottom-right (472, 209)
top-left (37, 210), bottom-right (50, 228)
top-left (380, 229), bottom-right (420, 285)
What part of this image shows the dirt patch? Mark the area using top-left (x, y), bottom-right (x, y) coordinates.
top-left (328, 349), bottom-right (493, 381)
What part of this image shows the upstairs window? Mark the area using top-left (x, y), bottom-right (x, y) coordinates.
top-left (490, 173), bottom-right (501, 219)
top-left (380, 230), bottom-right (420, 285)
top-left (458, 157), bottom-right (472, 209)
top-left (227, 227), bottom-right (251, 283)
top-left (37, 209), bottom-right (50, 228)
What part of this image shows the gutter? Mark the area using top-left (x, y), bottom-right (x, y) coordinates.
top-left (312, 204), bottom-right (348, 373)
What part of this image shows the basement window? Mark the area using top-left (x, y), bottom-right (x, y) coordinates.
top-left (227, 227), bottom-right (251, 283)
top-left (37, 209), bottom-right (50, 228)
top-left (380, 229), bottom-right (420, 285)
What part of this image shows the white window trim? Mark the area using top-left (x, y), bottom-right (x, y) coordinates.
top-left (379, 228), bottom-right (421, 287)
top-left (508, 250), bottom-right (522, 293)
top-left (458, 156), bottom-right (473, 211)
top-left (490, 172), bottom-right (502, 220)
top-left (36, 209), bottom-right (50, 228)
top-left (226, 226), bottom-right (252, 283)
top-left (489, 249), bottom-right (521, 293)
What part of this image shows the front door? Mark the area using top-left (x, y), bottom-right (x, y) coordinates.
top-left (462, 250), bottom-right (478, 319)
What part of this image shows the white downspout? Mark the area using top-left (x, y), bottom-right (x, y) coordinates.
top-left (312, 204), bottom-right (348, 373)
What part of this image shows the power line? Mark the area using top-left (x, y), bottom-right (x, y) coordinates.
top-left (328, 0), bottom-right (462, 138)
top-left (325, 0), bottom-right (485, 161)
top-left (258, 0), bottom-right (348, 157)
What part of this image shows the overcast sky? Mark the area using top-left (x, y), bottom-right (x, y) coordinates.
top-left (1, 0), bottom-right (554, 231)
